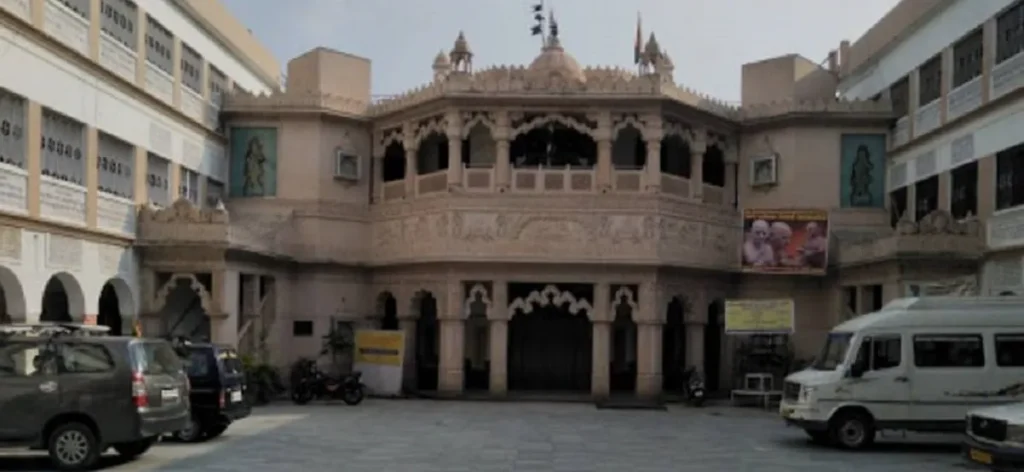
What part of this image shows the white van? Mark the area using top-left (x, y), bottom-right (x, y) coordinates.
top-left (779, 297), bottom-right (1024, 450)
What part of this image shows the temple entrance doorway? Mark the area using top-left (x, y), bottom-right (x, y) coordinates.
top-left (378, 292), bottom-right (398, 331)
top-left (661, 297), bottom-right (687, 394)
top-left (160, 278), bottom-right (210, 342)
top-left (610, 288), bottom-right (637, 393)
top-left (507, 284), bottom-right (592, 392)
top-left (40, 274), bottom-right (84, 323)
top-left (704, 300), bottom-right (725, 392)
top-left (414, 292), bottom-right (439, 391)
top-left (97, 282), bottom-right (123, 335)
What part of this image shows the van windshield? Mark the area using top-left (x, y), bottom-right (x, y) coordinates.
top-left (812, 332), bottom-right (854, 370)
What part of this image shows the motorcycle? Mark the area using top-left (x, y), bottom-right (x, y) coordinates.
top-left (681, 366), bottom-right (706, 407)
top-left (290, 359), bottom-right (365, 406)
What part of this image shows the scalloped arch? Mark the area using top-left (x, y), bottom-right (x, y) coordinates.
top-left (380, 129), bottom-right (404, 150)
top-left (612, 116), bottom-right (646, 140)
top-left (662, 122), bottom-right (690, 140)
top-left (511, 114), bottom-right (595, 140)
top-left (153, 273), bottom-right (214, 316)
top-left (462, 283), bottom-right (492, 319)
top-left (462, 114), bottom-right (495, 139)
top-left (611, 286), bottom-right (639, 313)
top-left (508, 284), bottom-right (593, 320)
top-left (414, 117), bottom-right (447, 147)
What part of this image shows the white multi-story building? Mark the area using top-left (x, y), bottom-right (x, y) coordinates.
top-left (0, 0), bottom-right (278, 331)
top-left (837, 0), bottom-right (1024, 296)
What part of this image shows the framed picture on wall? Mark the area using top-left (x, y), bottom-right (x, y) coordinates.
top-left (750, 154), bottom-right (778, 187)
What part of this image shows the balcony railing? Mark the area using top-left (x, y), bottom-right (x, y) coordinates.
top-left (416, 170), bottom-right (447, 195)
top-left (948, 75), bottom-right (983, 121)
top-left (992, 49), bottom-right (1024, 101)
top-left (891, 116), bottom-right (910, 148)
top-left (144, 62), bottom-right (174, 105)
top-left (613, 169), bottom-right (645, 192)
top-left (43, 0), bottom-right (88, 57)
top-left (511, 165), bottom-right (594, 192)
top-left (703, 184), bottom-right (725, 205)
top-left (382, 180), bottom-right (404, 202)
top-left (98, 33), bottom-right (137, 83)
top-left (660, 173), bottom-right (691, 198)
top-left (913, 100), bottom-right (941, 138)
top-left (0, 0), bottom-right (31, 22)
top-left (463, 165), bottom-right (494, 191)
top-left (180, 87), bottom-right (205, 123)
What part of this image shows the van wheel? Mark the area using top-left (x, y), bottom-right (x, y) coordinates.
top-left (829, 411), bottom-right (875, 450)
top-left (47, 422), bottom-right (100, 471)
top-left (174, 417), bottom-right (206, 443)
top-left (113, 437), bottom-right (155, 458)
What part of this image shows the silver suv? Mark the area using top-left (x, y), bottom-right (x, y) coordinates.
top-left (0, 324), bottom-right (190, 470)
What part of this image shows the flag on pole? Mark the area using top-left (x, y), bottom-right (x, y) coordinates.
top-left (634, 13), bottom-right (643, 64)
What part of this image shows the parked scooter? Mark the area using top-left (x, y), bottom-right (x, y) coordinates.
top-left (681, 366), bottom-right (706, 407)
top-left (290, 359), bottom-right (365, 406)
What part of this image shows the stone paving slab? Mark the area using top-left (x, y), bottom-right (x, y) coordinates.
top-left (148, 401), bottom-right (969, 472)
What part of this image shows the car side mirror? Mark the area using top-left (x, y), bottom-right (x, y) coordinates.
top-left (849, 361), bottom-right (866, 378)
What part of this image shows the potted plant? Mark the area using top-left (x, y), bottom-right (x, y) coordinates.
top-left (321, 322), bottom-right (355, 374)
top-left (241, 355), bottom-right (284, 405)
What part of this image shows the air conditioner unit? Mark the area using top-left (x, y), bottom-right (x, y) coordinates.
top-left (333, 148), bottom-right (361, 181)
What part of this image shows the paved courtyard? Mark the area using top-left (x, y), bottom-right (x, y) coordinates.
top-left (1, 400), bottom-right (974, 471)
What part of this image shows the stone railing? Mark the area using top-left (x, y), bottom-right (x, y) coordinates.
top-left (224, 90), bottom-right (369, 117)
top-left (510, 166), bottom-right (595, 192)
top-left (703, 185), bottom-right (725, 206)
top-left (463, 165), bottom-right (495, 192)
top-left (416, 170), bottom-right (447, 195)
top-left (992, 49), bottom-right (1024, 101)
top-left (381, 180), bottom-right (405, 202)
top-left (836, 210), bottom-right (984, 267)
top-left (948, 75), bottom-right (983, 121)
top-left (660, 174), bottom-right (690, 199)
top-left (613, 169), bottom-right (645, 192)
top-left (739, 98), bottom-right (892, 121)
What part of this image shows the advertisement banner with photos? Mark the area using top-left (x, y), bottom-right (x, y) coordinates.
top-left (741, 208), bottom-right (829, 275)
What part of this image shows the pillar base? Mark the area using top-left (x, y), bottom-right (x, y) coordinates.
top-left (439, 369), bottom-right (464, 397)
top-left (635, 373), bottom-right (662, 399)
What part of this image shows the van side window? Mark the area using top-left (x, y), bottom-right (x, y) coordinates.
top-left (913, 334), bottom-right (985, 368)
top-left (60, 343), bottom-right (115, 373)
top-left (994, 334), bottom-right (1024, 366)
top-left (855, 336), bottom-right (901, 371)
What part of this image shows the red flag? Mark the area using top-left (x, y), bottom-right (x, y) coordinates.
top-left (634, 13), bottom-right (642, 64)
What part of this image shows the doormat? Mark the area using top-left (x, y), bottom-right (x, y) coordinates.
top-left (595, 399), bottom-right (667, 411)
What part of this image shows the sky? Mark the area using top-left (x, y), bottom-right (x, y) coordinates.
top-left (221, 0), bottom-right (899, 102)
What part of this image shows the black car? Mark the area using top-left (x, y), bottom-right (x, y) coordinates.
top-left (0, 324), bottom-right (190, 470)
top-left (172, 341), bottom-right (250, 442)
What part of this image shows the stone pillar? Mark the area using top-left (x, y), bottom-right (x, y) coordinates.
top-left (494, 111), bottom-right (511, 191)
top-left (399, 318), bottom-right (418, 392)
top-left (591, 282), bottom-right (611, 399)
top-left (644, 118), bottom-right (663, 192)
top-left (690, 131), bottom-right (707, 200)
top-left (595, 111), bottom-right (613, 192)
top-left (489, 280), bottom-right (509, 395)
top-left (685, 322), bottom-right (705, 371)
top-left (372, 145), bottom-right (384, 203)
top-left (446, 110), bottom-right (463, 190)
top-left (982, 17), bottom-right (997, 104)
top-left (438, 280), bottom-right (464, 396)
top-left (724, 147), bottom-right (738, 207)
top-left (404, 146), bottom-right (418, 197)
top-left (635, 282), bottom-right (662, 399)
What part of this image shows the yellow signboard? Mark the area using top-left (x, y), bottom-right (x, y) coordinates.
top-left (354, 330), bottom-right (405, 366)
top-left (725, 299), bottom-right (794, 334)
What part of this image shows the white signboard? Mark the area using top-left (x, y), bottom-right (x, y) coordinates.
top-left (353, 329), bottom-right (405, 397)
top-left (40, 178), bottom-right (86, 226)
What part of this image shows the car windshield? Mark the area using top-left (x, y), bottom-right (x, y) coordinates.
top-left (132, 341), bottom-right (183, 375)
top-left (812, 332), bottom-right (854, 371)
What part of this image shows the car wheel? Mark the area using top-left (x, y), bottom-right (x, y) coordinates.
top-left (204, 423), bottom-right (228, 440)
top-left (113, 437), bottom-right (155, 458)
top-left (47, 422), bottom-right (100, 471)
top-left (174, 416), bottom-right (206, 443)
top-left (829, 411), bottom-right (875, 450)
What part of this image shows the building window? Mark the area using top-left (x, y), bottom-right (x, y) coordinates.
top-left (997, 1), bottom-right (1024, 64)
top-left (868, 285), bottom-right (883, 312)
top-left (145, 15), bottom-right (174, 75)
top-left (180, 43), bottom-right (203, 94)
top-left (950, 162), bottom-right (978, 219)
top-left (0, 89), bottom-right (27, 169)
top-left (995, 334), bottom-right (1024, 366)
top-left (890, 76), bottom-right (910, 118)
top-left (996, 143), bottom-right (1024, 210)
top-left (146, 153), bottom-right (170, 206)
top-left (889, 186), bottom-right (908, 227)
top-left (209, 66), bottom-right (227, 105)
top-left (918, 55), bottom-right (942, 106)
top-left (953, 28), bottom-right (983, 88)
top-left (913, 334), bottom-right (985, 368)
top-left (97, 133), bottom-right (134, 200)
top-left (40, 109), bottom-right (85, 186)
top-left (101, 0), bottom-right (137, 50)
top-left (205, 178), bottom-right (224, 207)
top-left (59, 0), bottom-right (90, 19)
top-left (179, 167), bottom-right (199, 204)
top-left (292, 321), bottom-right (313, 337)
top-left (914, 176), bottom-right (938, 221)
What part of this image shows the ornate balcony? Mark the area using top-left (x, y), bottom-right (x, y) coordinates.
top-left (836, 210), bottom-right (984, 268)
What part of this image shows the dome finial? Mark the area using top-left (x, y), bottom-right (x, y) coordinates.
top-left (449, 31), bottom-right (473, 73)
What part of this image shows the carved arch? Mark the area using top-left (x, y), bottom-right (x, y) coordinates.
top-left (662, 121), bottom-right (690, 140)
top-left (508, 284), bottom-right (593, 319)
top-left (510, 114), bottom-right (595, 140)
top-left (413, 116), bottom-right (446, 148)
top-left (611, 286), bottom-right (639, 313)
top-left (612, 115), bottom-right (647, 140)
top-left (153, 273), bottom-right (216, 316)
top-left (379, 128), bottom-right (404, 149)
top-left (462, 283), bottom-right (492, 319)
top-left (462, 112), bottom-right (495, 139)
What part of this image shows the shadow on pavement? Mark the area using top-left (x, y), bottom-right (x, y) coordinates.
top-left (0, 454), bottom-right (138, 471)
top-left (773, 436), bottom-right (962, 454)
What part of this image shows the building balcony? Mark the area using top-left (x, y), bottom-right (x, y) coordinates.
top-left (836, 210), bottom-right (984, 268)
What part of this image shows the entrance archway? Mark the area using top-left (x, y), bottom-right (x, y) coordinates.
top-left (704, 299), bottom-right (725, 392)
top-left (610, 287), bottom-right (637, 393)
top-left (661, 297), bottom-right (687, 394)
top-left (378, 292), bottom-right (398, 331)
top-left (97, 278), bottom-right (133, 335)
top-left (0, 266), bottom-right (26, 324)
top-left (40, 273), bottom-right (84, 323)
top-left (160, 278), bottom-right (210, 342)
top-left (414, 292), bottom-right (439, 391)
top-left (507, 284), bottom-right (593, 392)
top-left (463, 284), bottom-right (491, 391)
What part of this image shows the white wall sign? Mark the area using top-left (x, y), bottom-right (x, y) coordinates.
top-left (40, 178), bottom-right (87, 225)
top-left (41, 109), bottom-right (85, 187)
top-left (0, 165), bottom-right (28, 215)
top-left (97, 193), bottom-right (136, 236)
top-left (98, 132), bottom-right (134, 200)
top-left (0, 90), bottom-right (26, 169)
top-left (146, 153), bottom-right (170, 206)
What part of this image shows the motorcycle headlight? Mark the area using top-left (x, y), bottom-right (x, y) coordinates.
top-left (799, 386), bottom-right (817, 402)
top-left (1008, 425), bottom-right (1024, 443)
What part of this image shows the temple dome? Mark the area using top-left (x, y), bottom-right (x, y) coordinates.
top-left (527, 37), bottom-right (585, 83)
